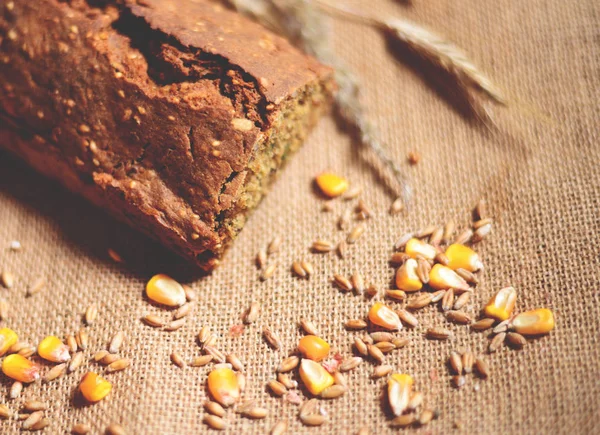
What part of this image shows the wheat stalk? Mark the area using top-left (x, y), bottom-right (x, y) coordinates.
top-left (381, 18), bottom-right (505, 105)
top-left (224, 0), bottom-right (412, 204)
top-left (315, 1), bottom-right (505, 120)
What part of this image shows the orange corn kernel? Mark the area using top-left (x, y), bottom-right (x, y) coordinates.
top-left (428, 264), bottom-right (470, 292)
top-left (368, 303), bottom-right (402, 331)
top-left (512, 309), bottom-right (555, 336)
top-left (484, 287), bottom-right (517, 321)
top-left (298, 336), bottom-right (330, 362)
top-left (404, 238), bottom-right (437, 261)
top-left (299, 359), bottom-right (334, 395)
top-left (207, 367), bottom-right (240, 407)
top-left (445, 244), bottom-right (483, 272)
top-left (2, 354), bottom-right (40, 383)
top-left (146, 274), bottom-right (186, 307)
top-left (388, 373), bottom-right (414, 417)
top-left (395, 259), bottom-right (422, 292)
top-left (315, 173), bottom-right (349, 198)
top-left (0, 328), bottom-right (18, 356)
top-left (79, 372), bottom-right (112, 402)
top-left (37, 336), bottom-right (71, 363)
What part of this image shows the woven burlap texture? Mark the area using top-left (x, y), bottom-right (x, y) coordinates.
top-left (1, 0), bottom-right (599, 433)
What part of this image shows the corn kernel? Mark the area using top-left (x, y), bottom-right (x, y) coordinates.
top-left (37, 336), bottom-right (71, 363)
top-left (299, 359), bottom-right (334, 395)
top-left (388, 373), bottom-right (414, 417)
top-left (395, 258), bottom-right (422, 292)
top-left (0, 327), bottom-right (18, 356)
top-left (314, 173), bottom-right (349, 198)
top-left (207, 367), bottom-right (240, 407)
top-left (404, 238), bottom-right (437, 260)
top-left (368, 302), bottom-right (402, 331)
top-left (428, 264), bottom-right (470, 292)
top-left (512, 309), bottom-right (555, 336)
top-left (146, 274), bottom-right (186, 307)
top-left (298, 335), bottom-right (330, 362)
top-left (484, 287), bottom-right (517, 321)
top-left (2, 354), bottom-right (40, 383)
top-left (445, 244), bottom-right (483, 272)
top-left (79, 372), bottom-right (112, 402)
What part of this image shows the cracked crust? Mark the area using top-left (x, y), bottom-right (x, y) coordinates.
top-left (0, 0), bottom-right (335, 269)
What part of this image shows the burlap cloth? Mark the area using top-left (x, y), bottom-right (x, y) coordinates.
top-left (1, 0), bottom-right (599, 433)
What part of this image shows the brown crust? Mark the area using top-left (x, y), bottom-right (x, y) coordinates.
top-left (0, 0), bottom-right (334, 269)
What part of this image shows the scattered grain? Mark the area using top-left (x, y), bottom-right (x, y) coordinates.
top-left (243, 302), bottom-right (260, 324)
top-left (472, 223), bottom-right (492, 243)
top-left (406, 293), bottom-right (433, 310)
top-left (203, 414), bottom-right (226, 430)
top-left (374, 341), bottom-right (396, 353)
top-left (277, 373), bottom-right (297, 389)
top-left (9, 381), bottom-right (23, 399)
top-left (488, 332), bottom-right (506, 353)
top-left (337, 240), bottom-right (347, 258)
top-left (392, 337), bottom-right (411, 348)
top-left (367, 344), bottom-right (385, 363)
top-left (435, 251), bottom-right (450, 266)
top-left (22, 411), bottom-right (43, 430)
top-left (101, 354), bottom-right (119, 365)
top-left (471, 318), bottom-right (495, 331)
top-left (299, 413), bottom-right (326, 426)
top-left (320, 384), bottom-right (346, 399)
top-left (260, 263), bottom-right (278, 280)
top-left (339, 356), bottom-right (363, 372)
top-left (344, 319), bottom-right (367, 330)
top-left (267, 236), bottom-right (282, 255)
top-left (416, 259), bottom-right (431, 284)
top-left (449, 351), bottom-right (463, 374)
top-left (71, 423), bottom-right (91, 434)
top-left (23, 400), bottom-right (47, 412)
top-left (267, 380), bottom-right (287, 396)
top-left (372, 365), bottom-right (393, 379)
top-left (27, 277), bottom-right (45, 297)
top-left (455, 268), bottom-right (478, 284)
top-left (394, 233), bottom-right (413, 250)
top-left (44, 363), bottom-right (67, 382)
top-left (343, 185), bottom-right (362, 200)
top-left (397, 309), bottom-right (418, 327)
top-left (506, 332), bottom-right (527, 348)
top-left (333, 371), bottom-right (347, 387)
top-left (170, 352), bottom-right (185, 368)
top-left (390, 197), bottom-right (404, 215)
top-left (204, 400), bottom-right (225, 417)
top-left (446, 310), bottom-right (472, 324)
top-left (454, 229), bottom-right (473, 245)
top-left (204, 346), bottom-right (226, 363)
top-left (277, 356), bottom-right (299, 373)
top-left (333, 274), bottom-right (353, 292)
top-left (493, 319), bottom-right (512, 334)
top-left (312, 240), bottom-right (334, 253)
top-left (108, 331), bottom-right (124, 354)
top-left (107, 358), bottom-right (131, 373)
top-left (419, 409), bottom-right (435, 426)
top-left (173, 303), bottom-right (192, 320)
top-left (475, 357), bottom-right (489, 378)
top-left (0, 271), bottom-right (14, 289)
top-left (441, 288), bottom-right (454, 312)
top-left (385, 289), bottom-right (407, 301)
top-left (191, 355), bottom-right (213, 367)
top-left (462, 351), bottom-right (475, 374)
top-left (256, 250), bottom-right (267, 270)
top-left (76, 329), bottom-right (88, 350)
top-left (452, 375), bottom-right (466, 388)
top-left (354, 338), bottom-right (369, 356)
top-left (142, 315), bottom-right (165, 328)
top-left (338, 208), bottom-right (352, 231)
top-left (390, 413), bottom-right (416, 428)
top-left (242, 407), bottom-right (268, 419)
top-left (473, 217), bottom-right (494, 230)
top-left (165, 318), bottom-right (187, 331)
top-left (408, 391), bottom-right (424, 410)
top-left (475, 199), bottom-right (487, 220)
top-left (300, 319), bottom-right (319, 336)
top-left (263, 328), bottom-right (282, 350)
top-left (426, 327), bottom-right (453, 340)
top-left (270, 420), bottom-right (287, 435)
top-left (68, 352), bottom-right (84, 373)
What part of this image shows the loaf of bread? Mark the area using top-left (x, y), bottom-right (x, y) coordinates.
top-left (0, 0), bottom-right (334, 269)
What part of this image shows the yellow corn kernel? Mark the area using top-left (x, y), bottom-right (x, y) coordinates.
top-left (207, 367), bottom-right (240, 407)
top-left (79, 372), bottom-right (112, 402)
top-left (388, 373), bottom-right (414, 417)
top-left (368, 303), bottom-right (402, 331)
top-left (298, 335), bottom-right (330, 362)
top-left (445, 244), bottom-right (483, 272)
top-left (145, 274), bottom-right (186, 307)
top-left (484, 287), bottom-right (517, 321)
top-left (395, 259), bottom-right (422, 292)
top-left (314, 173), bottom-right (349, 198)
top-left (512, 309), bottom-right (555, 336)
top-left (428, 264), bottom-right (470, 292)
top-left (299, 359), bottom-right (334, 395)
top-left (37, 336), bottom-right (71, 363)
top-left (0, 328), bottom-right (18, 357)
top-left (2, 354), bottom-right (40, 383)
top-left (404, 238), bottom-right (437, 260)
